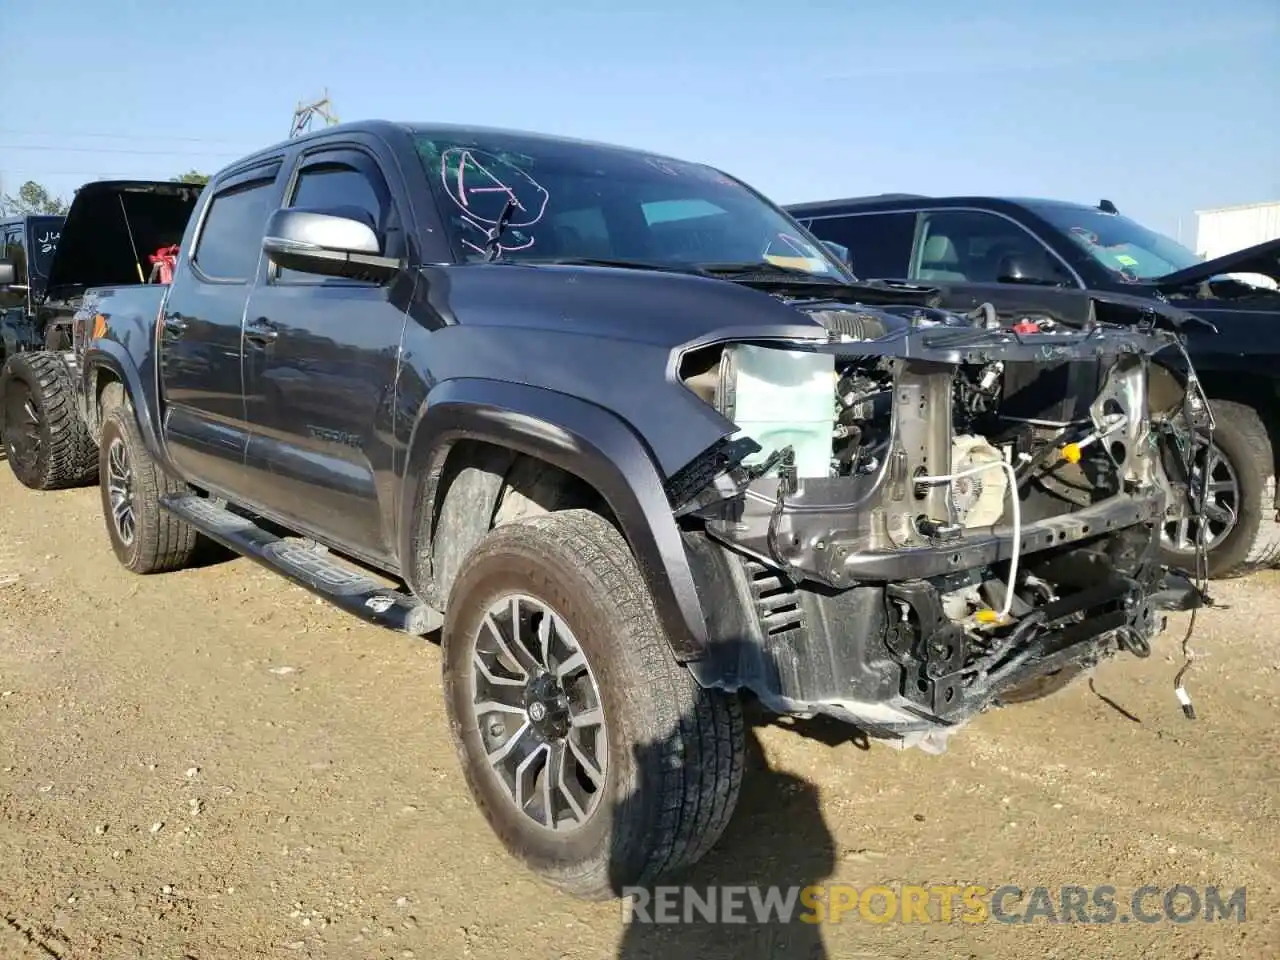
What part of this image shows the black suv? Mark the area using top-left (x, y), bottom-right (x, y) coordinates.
top-left (787, 194), bottom-right (1280, 579)
top-left (1, 213), bottom-right (67, 361)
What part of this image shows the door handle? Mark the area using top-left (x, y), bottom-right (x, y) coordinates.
top-left (245, 317), bottom-right (279, 346)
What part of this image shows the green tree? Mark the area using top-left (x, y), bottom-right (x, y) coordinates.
top-left (1, 180), bottom-right (68, 216)
top-left (172, 170), bottom-right (210, 185)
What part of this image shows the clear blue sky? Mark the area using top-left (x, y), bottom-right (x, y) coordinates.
top-left (4, 0), bottom-right (1277, 239)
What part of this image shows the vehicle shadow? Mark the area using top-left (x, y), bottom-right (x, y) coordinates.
top-left (611, 686), bottom-right (840, 959)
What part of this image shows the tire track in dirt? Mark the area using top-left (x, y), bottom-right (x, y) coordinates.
top-left (2, 474), bottom-right (1279, 959)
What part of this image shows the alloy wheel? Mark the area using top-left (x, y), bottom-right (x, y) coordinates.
top-left (467, 594), bottom-right (608, 833)
top-left (1162, 437), bottom-right (1240, 554)
top-left (3, 381), bottom-right (40, 470)
top-left (106, 437), bottom-right (137, 547)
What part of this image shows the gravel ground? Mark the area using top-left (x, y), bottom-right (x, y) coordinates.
top-left (1, 468), bottom-right (1277, 959)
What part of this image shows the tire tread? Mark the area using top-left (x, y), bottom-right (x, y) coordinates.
top-left (1, 351), bottom-right (97, 490)
top-left (444, 508), bottom-right (745, 899)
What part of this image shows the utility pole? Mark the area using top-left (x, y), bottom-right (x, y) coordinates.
top-left (289, 90), bottom-right (340, 139)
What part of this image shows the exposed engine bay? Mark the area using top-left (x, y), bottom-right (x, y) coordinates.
top-left (674, 296), bottom-right (1208, 751)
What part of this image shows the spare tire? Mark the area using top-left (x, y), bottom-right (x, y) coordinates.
top-left (0, 351), bottom-right (98, 490)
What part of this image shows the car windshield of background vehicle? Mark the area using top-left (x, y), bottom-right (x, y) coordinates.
top-left (26, 216), bottom-right (63, 279)
top-left (1025, 202), bottom-right (1203, 282)
top-left (413, 133), bottom-right (846, 279)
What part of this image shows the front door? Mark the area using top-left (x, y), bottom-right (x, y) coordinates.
top-left (906, 208), bottom-right (1093, 324)
top-left (241, 144), bottom-right (411, 561)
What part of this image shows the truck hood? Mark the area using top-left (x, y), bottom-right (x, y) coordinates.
top-left (427, 261), bottom-right (945, 346)
top-left (44, 179), bottom-right (203, 298)
top-left (1152, 236), bottom-right (1280, 291)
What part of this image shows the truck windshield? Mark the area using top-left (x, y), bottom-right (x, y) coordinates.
top-left (27, 216), bottom-right (64, 279)
top-left (412, 132), bottom-right (845, 278)
top-left (1024, 202), bottom-right (1202, 282)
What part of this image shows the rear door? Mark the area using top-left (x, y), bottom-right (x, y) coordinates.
top-left (160, 161), bottom-right (283, 494)
top-left (240, 139), bottom-right (412, 561)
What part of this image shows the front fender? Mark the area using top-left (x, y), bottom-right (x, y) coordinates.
top-left (399, 377), bottom-right (711, 661)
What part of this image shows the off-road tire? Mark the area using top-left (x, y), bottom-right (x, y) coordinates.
top-left (441, 508), bottom-right (746, 900)
top-left (0, 351), bottom-right (98, 490)
top-left (98, 397), bottom-right (199, 574)
top-left (1159, 399), bottom-right (1280, 579)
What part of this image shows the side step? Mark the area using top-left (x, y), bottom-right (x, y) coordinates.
top-left (160, 494), bottom-right (443, 636)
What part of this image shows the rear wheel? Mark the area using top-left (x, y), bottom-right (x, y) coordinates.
top-left (441, 509), bottom-right (746, 900)
top-left (0, 351), bottom-right (97, 490)
top-left (98, 396), bottom-right (200, 573)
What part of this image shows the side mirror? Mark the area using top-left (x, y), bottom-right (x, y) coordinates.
top-left (820, 240), bottom-right (852, 268)
top-left (0, 259), bottom-right (15, 288)
top-left (996, 252), bottom-right (1064, 287)
top-left (262, 208), bottom-right (400, 281)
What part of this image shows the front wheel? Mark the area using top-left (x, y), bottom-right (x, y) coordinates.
top-left (441, 509), bottom-right (746, 900)
top-left (1159, 399), bottom-right (1280, 579)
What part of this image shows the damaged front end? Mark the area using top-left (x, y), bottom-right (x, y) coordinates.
top-left (671, 303), bottom-right (1208, 751)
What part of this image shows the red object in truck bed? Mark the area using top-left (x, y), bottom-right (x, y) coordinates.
top-left (148, 245), bottom-right (180, 284)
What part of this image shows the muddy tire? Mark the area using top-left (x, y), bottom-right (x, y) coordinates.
top-left (1159, 399), bottom-right (1280, 579)
top-left (98, 396), bottom-right (200, 574)
top-left (0, 351), bottom-right (98, 490)
top-left (441, 509), bottom-right (746, 900)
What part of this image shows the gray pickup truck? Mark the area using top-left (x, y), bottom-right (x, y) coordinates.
top-left (0, 121), bottom-right (1205, 899)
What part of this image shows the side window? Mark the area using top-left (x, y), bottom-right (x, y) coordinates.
top-left (805, 213), bottom-right (916, 278)
top-left (913, 210), bottom-right (1073, 285)
top-left (192, 177), bottom-right (277, 281)
top-left (1, 228), bottom-right (26, 308)
top-left (4, 227), bottom-right (27, 283)
top-left (278, 152), bottom-right (400, 284)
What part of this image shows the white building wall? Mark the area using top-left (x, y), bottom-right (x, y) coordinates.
top-left (1195, 201), bottom-right (1280, 259)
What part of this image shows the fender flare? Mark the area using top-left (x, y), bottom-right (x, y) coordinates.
top-left (81, 342), bottom-right (168, 464)
top-left (399, 377), bottom-right (710, 661)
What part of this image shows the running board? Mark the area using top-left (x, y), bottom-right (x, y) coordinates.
top-left (160, 494), bottom-right (442, 635)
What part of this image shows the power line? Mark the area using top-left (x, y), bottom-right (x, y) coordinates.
top-left (0, 128), bottom-right (257, 146)
top-left (1, 143), bottom-right (244, 157)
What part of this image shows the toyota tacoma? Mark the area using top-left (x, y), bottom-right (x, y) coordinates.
top-left (4, 122), bottom-right (1205, 899)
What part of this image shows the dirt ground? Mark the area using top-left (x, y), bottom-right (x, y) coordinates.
top-left (1, 467), bottom-right (1277, 960)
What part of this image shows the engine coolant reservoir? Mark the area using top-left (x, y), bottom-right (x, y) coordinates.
top-left (725, 343), bottom-right (835, 478)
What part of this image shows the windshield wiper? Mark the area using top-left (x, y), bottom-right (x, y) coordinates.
top-left (697, 260), bottom-right (842, 283)
top-left (517, 256), bottom-right (708, 276)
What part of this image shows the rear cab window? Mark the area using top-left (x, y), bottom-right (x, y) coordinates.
top-left (26, 217), bottom-right (62, 280)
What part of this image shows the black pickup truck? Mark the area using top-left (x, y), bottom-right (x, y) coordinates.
top-left (787, 194), bottom-right (1280, 579)
top-left (1, 122), bottom-right (1204, 899)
